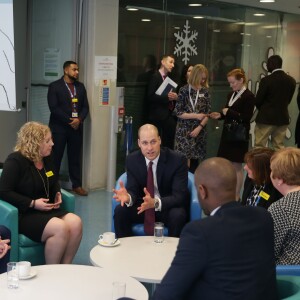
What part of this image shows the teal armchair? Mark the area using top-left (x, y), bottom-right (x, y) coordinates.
top-left (0, 189), bottom-right (75, 265)
top-left (277, 275), bottom-right (300, 299)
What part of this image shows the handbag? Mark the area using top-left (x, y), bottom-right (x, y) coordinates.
top-left (223, 119), bottom-right (248, 142)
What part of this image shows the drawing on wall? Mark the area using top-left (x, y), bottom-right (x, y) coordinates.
top-left (0, 0), bottom-right (16, 111)
top-left (174, 20), bottom-right (198, 64)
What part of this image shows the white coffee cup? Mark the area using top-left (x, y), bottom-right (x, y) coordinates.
top-left (18, 261), bottom-right (31, 278)
top-left (99, 232), bottom-right (116, 245)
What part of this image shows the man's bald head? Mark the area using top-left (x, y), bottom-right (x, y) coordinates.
top-left (138, 124), bottom-right (161, 161)
top-left (138, 124), bottom-right (159, 139)
top-left (195, 157), bottom-right (237, 215)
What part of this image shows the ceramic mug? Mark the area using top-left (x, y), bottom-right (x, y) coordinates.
top-left (99, 232), bottom-right (115, 245)
top-left (18, 261), bottom-right (31, 278)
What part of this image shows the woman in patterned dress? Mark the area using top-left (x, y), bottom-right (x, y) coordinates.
top-left (174, 64), bottom-right (211, 173)
top-left (268, 147), bottom-right (300, 265)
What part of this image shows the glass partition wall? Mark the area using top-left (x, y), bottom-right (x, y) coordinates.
top-left (116, 0), bottom-right (300, 176)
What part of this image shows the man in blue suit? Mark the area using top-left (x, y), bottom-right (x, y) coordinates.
top-left (153, 157), bottom-right (278, 300)
top-left (47, 61), bottom-right (89, 196)
top-left (113, 124), bottom-right (188, 237)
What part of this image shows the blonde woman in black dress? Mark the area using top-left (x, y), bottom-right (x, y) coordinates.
top-left (0, 122), bottom-right (82, 264)
top-left (174, 64), bottom-right (211, 172)
top-left (210, 69), bottom-right (255, 200)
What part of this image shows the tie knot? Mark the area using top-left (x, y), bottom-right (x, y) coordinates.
top-left (148, 161), bottom-right (153, 168)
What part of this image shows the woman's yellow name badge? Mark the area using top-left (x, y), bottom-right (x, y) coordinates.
top-left (259, 191), bottom-right (270, 200)
top-left (72, 98), bottom-right (78, 103)
top-left (46, 171), bottom-right (54, 177)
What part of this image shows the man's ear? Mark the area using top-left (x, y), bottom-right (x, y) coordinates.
top-left (198, 184), bottom-right (207, 200)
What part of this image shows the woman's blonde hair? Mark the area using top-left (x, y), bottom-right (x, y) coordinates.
top-left (188, 64), bottom-right (209, 88)
top-left (227, 68), bottom-right (247, 86)
top-left (14, 121), bottom-right (51, 162)
top-left (270, 147), bottom-right (300, 186)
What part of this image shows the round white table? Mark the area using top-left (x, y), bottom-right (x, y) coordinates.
top-left (90, 236), bottom-right (179, 284)
top-left (0, 264), bottom-right (148, 300)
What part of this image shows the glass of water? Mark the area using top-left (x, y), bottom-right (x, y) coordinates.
top-left (7, 262), bottom-right (19, 289)
top-left (154, 222), bottom-right (164, 243)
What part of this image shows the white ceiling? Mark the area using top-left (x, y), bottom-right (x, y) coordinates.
top-left (215, 0), bottom-right (300, 15)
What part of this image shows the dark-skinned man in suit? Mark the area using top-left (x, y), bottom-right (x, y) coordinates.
top-left (153, 157), bottom-right (279, 300)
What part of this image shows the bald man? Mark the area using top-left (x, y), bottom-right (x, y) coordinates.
top-left (113, 124), bottom-right (188, 237)
top-left (153, 157), bottom-right (278, 300)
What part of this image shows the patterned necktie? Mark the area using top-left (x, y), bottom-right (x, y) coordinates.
top-left (144, 161), bottom-right (155, 235)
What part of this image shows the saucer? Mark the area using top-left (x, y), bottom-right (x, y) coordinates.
top-left (98, 239), bottom-right (120, 247)
top-left (19, 269), bottom-right (37, 280)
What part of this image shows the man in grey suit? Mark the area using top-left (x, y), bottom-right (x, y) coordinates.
top-left (153, 157), bottom-right (278, 300)
top-left (255, 55), bottom-right (296, 149)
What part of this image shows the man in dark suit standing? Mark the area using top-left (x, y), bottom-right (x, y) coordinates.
top-left (153, 157), bottom-right (278, 300)
top-left (255, 55), bottom-right (296, 149)
top-left (113, 124), bottom-right (188, 238)
top-left (47, 61), bottom-right (89, 196)
top-left (147, 54), bottom-right (178, 149)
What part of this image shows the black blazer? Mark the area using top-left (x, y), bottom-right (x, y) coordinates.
top-left (255, 70), bottom-right (296, 126)
top-left (153, 202), bottom-right (279, 300)
top-left (0, 152), bottom-right (60, 214)
top-left (241, 176), bottom-right (282, 209)
top-left (147, 72), bottom-right (171, 121)
top-left (125, 147), bottom-right (188, 212)
top-left (47, 77), bottom-right (89, 132)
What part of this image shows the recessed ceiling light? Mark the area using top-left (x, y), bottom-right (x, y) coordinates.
top-left (193, 16), bottom-right (204, 19)
top-left (127, 8), bottom-right (139, 11)
top-left (260, 0), bottom-right (275, 3)
top-left (141, 19), bottom-right (151, 22)
top-left (213, 29), bottom-right (221, 33)
top-left (254, 13), bottom-right (265, 16)
top-left (189, 3), bottom-right (202, 6)
top-left (266, 35), bottom-right (272, 38)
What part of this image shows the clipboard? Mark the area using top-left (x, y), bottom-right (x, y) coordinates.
top-left (155, 76), bottom-right (178, 96)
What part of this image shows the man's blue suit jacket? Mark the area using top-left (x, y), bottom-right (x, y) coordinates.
top-left (125, 147), bottom-right (188, 211)
top-left (153, 201), bottom-right (279, 300)
top-left (47, 77), bottom-right (89, 132)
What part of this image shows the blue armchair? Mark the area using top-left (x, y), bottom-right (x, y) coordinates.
top-left (111, 172), bottom-right (201, 235)
top-left (0, 189), bottom-right (75, 265)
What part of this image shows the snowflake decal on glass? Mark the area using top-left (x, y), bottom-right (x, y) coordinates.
top-left (174, 20), bottom-right (198, 64)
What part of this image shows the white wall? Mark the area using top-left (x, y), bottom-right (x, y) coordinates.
top-left (0, 0), bottom-right (27, 163)
top-left (81, 0), bottom-right (119, 190)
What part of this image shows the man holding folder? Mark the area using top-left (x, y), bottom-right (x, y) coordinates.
top-left (147, 54), bottom-right (178, 149)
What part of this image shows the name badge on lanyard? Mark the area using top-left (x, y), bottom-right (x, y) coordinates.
top-left (65, 81), bottom-right (78, 118)
top-left (188, 85), bottom-right (200, 112)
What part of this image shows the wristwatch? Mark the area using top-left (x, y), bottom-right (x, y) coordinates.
top-left (154, 198), bottom-right (159, 209)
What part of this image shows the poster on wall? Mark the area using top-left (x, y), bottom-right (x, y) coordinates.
top-left (99, 79), bottom-right (111, 105)
top-left (0, 0), bottom-right (16, 111)
top-left (95, 56), bottom-right (117, 81)
top-left (44, 48), bottom-right (61, 81)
